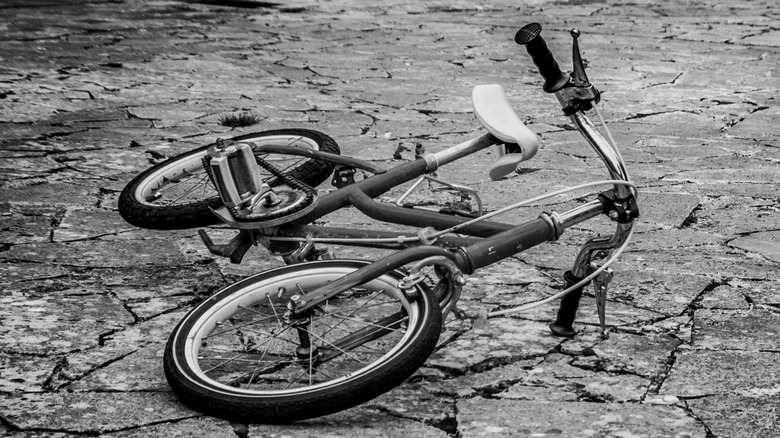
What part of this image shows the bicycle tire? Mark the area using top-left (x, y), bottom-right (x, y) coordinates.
top-left (118, 129), bottom-right (339, 230)
top-left (163, 260), bottom-right (442, 423)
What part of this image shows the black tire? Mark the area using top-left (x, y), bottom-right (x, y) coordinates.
top-left (163, 260), bottom-right (443, 423)
top-left (118, 129), bottom-right (339, 230)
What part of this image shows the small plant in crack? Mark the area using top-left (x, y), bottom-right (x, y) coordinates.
top-left (219, 111), bottom-right (261, 128)
top-left (678, 205), bottom-right (701, 228)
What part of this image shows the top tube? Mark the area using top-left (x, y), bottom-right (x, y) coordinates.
top-left (294, 133), bottom-right (500, 225)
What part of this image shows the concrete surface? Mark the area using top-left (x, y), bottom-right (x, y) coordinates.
top-left (1, 0), bottom-right (779, 437)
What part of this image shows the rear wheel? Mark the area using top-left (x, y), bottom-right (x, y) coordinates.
top-left (163, 260), bottom-right (443, 423)
top-left (118, 129), bottom-right (339, 229)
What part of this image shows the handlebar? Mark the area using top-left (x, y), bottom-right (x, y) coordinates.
top-left (515, 23), bottom-right (570, 93)
top-left (515, 23), bottom-right (628, 198)
top-left (514, 23), bottom-right (639, 335)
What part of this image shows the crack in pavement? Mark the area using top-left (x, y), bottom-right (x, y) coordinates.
top-left (0, 0), bottom-right (778, 435)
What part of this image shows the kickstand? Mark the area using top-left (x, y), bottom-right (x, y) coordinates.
top-left (592, 267), bottom-right (613, 337)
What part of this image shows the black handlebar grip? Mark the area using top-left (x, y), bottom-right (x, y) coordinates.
top-left (549, 270), bottom-right (587, 337)
top-left (515, 23), bottom-right (570, 93)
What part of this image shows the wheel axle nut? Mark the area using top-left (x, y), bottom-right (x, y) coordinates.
top-left (288, 294), bottom-right (306, 309)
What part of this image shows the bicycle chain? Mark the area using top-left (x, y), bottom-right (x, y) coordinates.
top-left (231, 154), bottom-right (316, 223)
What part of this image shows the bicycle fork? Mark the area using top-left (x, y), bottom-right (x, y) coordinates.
top-left (550, 221), bottom-right (633, 338)
top-left (547, 105), bottom-right (638, 337)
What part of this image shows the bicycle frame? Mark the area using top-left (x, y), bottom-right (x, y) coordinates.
top-left (198, 26), bottom-right (638, 334)
top-left (277, 120), bottom-right (628, 315)
top-left (199, 110), bottom-right (633, 325)
top-left (159, 23), bottom-right (644, 424)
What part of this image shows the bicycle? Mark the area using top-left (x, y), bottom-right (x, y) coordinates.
top-left (119, 23), bottom-right (639, 423)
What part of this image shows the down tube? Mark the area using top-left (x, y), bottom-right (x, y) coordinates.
top-left (455, 217), bottom-right (555, 275)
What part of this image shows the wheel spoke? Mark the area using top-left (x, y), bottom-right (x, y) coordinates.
top-left (298, 325), bottom-right (372, 367)
top-left (226, 356), bottom-right (297, 386)
top-left (308, 315), bottom-right (315, 385)
top-left (274, 138), bottom-right (309, 174)
top-left (165, 173), bottom-right (214, 205)
top-left (285, 364), bottom-right (313, 389)
top-left (205, 312), bottom-right (281, 340)
top-left (245, 337), bottom-right (274, 389)
top-left (154, 169), bottom-right (204, 192)
top-left (265, 293), bottom-right (285, 327)
top-left (312, 289), bottom-right (386, 340)
top-left (145, 168), bottom-right (214, 206)
top-left (198, 356), bottom-right (282, 364)
top-left (219, 322), bottom-right (300, 349)
top-left (201, 325), bottom-right (295, 373)
top-left (327, 312), bottom-right (408, 335)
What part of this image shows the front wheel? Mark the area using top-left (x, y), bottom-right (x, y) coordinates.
top-left (118, 129), bottom-right (340, 230)
top-left (163, 260), bottom-right (443, 423)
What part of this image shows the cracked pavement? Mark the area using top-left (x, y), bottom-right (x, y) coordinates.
top-left (1, 0), bottom-right (779, 436)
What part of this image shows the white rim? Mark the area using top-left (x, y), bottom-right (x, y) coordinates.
top-left (134, 135), bottom-right (321, 207)
top-left (179, 265), bottom-right (422, 397)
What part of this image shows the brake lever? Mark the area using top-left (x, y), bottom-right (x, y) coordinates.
top-left (570, 29), bottom-right (590, 87)
top-left (555, 28), bottom-right (601, 115)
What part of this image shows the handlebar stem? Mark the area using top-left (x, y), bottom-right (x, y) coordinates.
top-left (555, 101), bottom-right (636, 279)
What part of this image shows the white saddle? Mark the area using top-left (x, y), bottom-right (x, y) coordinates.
top-left (472, 84), bottom-right (539, 180)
